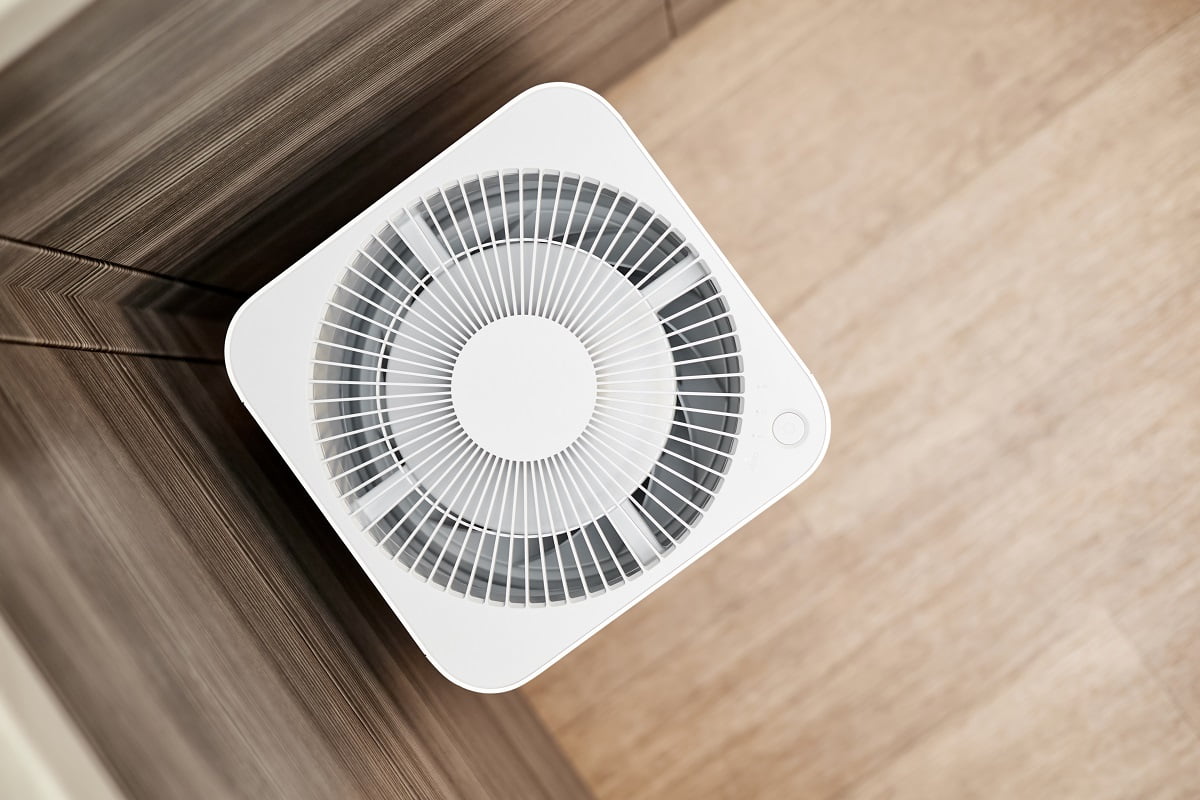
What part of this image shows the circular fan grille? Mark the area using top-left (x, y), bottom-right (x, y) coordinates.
top-left (312, 171), bottom-right (743, 605)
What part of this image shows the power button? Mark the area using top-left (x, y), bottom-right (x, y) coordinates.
top-left (772, 411), bottom-right (807, 446)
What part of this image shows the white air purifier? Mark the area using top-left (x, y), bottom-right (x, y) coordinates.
top-left (226, 83), bottom-right (829, 692)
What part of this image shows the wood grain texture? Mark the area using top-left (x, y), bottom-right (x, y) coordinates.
top-left (845, 611), bottom-right (1200, 799)
top-left (0, 344), bottom-right (592, 800)
top-left (607, 0), bottom-right (1197, 321)
top-left (522, 2), bottom-right (1200, 798)
top-left (0, 237), bottom-right (238, 359)
top-left (0, 613), bottom-right (125, 800)
top-left (665, 0), bottom-right (727, 33)
top-left (0, 0), bottom-right (670, 293)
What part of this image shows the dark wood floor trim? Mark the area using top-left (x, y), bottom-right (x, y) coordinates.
top-left (0, 235), bottom-right (248, 297)
top-left (0, 0), bottom-right (675, 292)
top-left (0, 337), bottom-right (223, 364)
top-left (0, 346), bottom-right (594, 799)
top-left (0, 238), bottom-right (237, 359)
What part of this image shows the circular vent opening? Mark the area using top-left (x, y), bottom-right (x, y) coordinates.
top-left (312, 170), bottom-right (743, 605)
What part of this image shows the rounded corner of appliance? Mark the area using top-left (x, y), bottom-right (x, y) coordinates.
top-left (223, 297), bottom-right (258, 399)
top-left (420, 642), bottom-right (548, 695)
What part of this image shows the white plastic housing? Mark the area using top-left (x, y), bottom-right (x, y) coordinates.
top-left (226, 83), bottom-right (830, 692)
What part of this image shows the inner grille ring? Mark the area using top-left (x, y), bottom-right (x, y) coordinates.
top-left (312, 170), bottom-right (743, 605)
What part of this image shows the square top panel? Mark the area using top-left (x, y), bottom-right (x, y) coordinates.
top-left (226, 83), bottom-right (829, 692)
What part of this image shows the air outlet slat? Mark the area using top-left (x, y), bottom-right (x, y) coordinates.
top-left (609, 498), bottom-right (665, 566)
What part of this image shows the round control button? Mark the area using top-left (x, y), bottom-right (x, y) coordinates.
top-left (772, 411), bottom-right (807, 446)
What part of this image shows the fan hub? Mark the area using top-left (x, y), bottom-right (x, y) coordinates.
top-left (378, 241), bottom-right (678, 538)
top-left (451, 315), bottom-right (596, 462)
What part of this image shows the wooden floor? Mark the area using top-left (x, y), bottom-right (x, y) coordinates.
top-left (522, 1), bottom-right (1200, 797)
